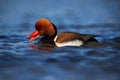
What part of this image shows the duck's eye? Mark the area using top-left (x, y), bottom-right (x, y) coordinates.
top-left (35, 26), bottom-right (41, 30)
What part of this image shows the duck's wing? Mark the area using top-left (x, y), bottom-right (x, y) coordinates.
top-left (55, 32), bottom-right (95, 43)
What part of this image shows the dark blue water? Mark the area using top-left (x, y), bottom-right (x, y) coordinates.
top-left (0, 0), bottom-right (120, 80)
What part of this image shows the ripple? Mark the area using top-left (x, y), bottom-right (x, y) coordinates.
top-left (0, 35), bottom-right (9, 39)
top-left (0, 0), bottom-right (120, 79)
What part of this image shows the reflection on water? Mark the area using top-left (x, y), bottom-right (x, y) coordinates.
top-left (0, 24), bottom-right (120, 80)
top-left (0, 0), bottom-right (120, 80)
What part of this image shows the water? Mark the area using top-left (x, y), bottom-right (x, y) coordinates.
top-left (0, 0), bottom-right (120, 80)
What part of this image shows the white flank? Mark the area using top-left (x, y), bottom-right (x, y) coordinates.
top-left (54, 36), bottom-right (83, 47)
top-left (54, 35), bottom-right (58, 42)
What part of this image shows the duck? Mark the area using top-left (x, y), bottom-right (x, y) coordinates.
top-left (27, 18), bottom-right (98, 47)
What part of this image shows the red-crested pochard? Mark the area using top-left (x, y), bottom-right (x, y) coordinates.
top-left (27, 18), bottom-right (98, 47)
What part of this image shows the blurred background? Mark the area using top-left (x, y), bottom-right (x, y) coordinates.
top-left (0, 0), bottom-right (120, 25)
top-left (0, 0), bottom-right (120, 80)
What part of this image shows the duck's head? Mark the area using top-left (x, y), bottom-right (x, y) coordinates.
top-left (27, 18), bottom-right (57, 42)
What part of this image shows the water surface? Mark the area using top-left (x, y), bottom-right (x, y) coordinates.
top-left (0, 0), bottom-right (120, 80)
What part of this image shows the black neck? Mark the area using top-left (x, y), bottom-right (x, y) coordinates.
top-left (40, 23), bottom-right (57, 44)
top-left (51, 23), bottom-right (57, 37)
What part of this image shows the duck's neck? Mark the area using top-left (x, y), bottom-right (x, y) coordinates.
top-left (40, 23), bottom-right (57, 44)
top-left (51, 23), bottom-right (57, 37)
top-left (41, 35), bottom-right (56, 44)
